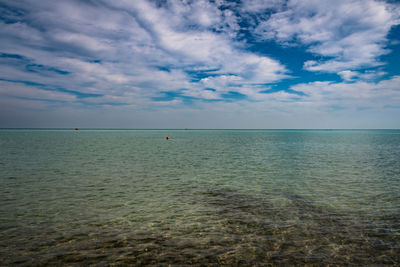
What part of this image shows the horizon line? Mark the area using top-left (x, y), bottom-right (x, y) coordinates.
top-left (1, 128), bottom-right (399, 131)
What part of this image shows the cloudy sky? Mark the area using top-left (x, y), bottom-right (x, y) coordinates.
top-left (1, 0), bottom-right (400, 128)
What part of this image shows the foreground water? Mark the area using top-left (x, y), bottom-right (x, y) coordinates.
top-left (1, 129), bottom-right (399, 265)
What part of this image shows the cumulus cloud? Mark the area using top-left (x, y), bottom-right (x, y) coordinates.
top-left (240, 0), bottom-right (284, 13)
top-left (0, 0), bottom-right (289, 108)
top-left (0, 80), bottom-right (76, 102)
top-left (289, 75), bottom-right (400, 108)
top-left (338, 70), bottom-right (359, 81)
top-left (338, 70), bottom-right (387, 81)
top-left (254, 0), bottom-right (400, 73)
top-left (0, 0), bottom-right (399, 128)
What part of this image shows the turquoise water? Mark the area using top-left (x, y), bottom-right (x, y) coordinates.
top-left (1, 129), bottom-right (399, 265)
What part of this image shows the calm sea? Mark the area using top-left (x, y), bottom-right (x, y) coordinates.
top-left (1, 129), bottom-right (399, 265)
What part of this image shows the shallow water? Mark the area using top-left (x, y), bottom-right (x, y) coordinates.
top-left (1, 129), bottom-right (399, 265)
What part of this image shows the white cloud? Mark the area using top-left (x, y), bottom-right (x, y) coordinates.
top-left (255, 0), bottom-right (400, 72)
top-left (338, 70), bottom-right (387, 81)
top-left (289, 76), bottom-right (400, 108)
top-left (240, 0), bottom-right (284, 13)
top-left (0, 0), bottom-right (290, 108)
top-left (60, 58), bottom-right (131, 84)
top-left (0, 80), bottom-right (76, 102)
top-left (52, 32), bottom-right (112, 52)
top-left (338, 70), bottom-right (359, 81)
top-left (0, 0), bottom-right (399, 129)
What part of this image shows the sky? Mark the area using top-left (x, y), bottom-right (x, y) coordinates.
top-left (0, 0), bottom-right (400, 129)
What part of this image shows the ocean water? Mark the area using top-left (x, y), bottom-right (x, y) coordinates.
top-left (0, 129), bottom-right (399, 265)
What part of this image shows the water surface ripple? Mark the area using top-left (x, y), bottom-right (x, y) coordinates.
top-left (0, 129), bottom-right (399, 265)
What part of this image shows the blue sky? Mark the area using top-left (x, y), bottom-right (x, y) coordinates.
top-left (0, 0), bottom-right (400, 128)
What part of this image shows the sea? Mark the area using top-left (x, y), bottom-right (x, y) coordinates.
top-left (1, 129), bottom-right (399, 265)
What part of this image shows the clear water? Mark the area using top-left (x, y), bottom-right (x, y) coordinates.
top-left (1, 129), bottom-right (399, 265)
